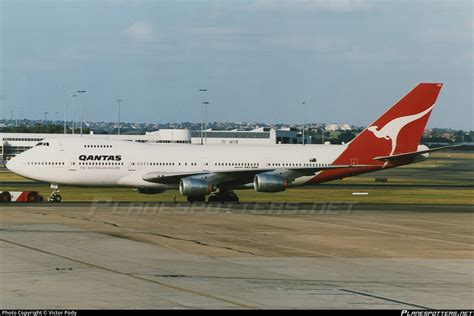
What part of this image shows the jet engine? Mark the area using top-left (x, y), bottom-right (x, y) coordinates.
top-left (179, 178), bottom-right (213, 196)
top-left (253, 174), bottom-right (288, 192)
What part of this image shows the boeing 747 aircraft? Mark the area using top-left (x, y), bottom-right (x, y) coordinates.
top-left (6, 83), bottom-right (453, 202)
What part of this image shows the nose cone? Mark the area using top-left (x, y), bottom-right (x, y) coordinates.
top-left (6, 157), bottom-right (19, 174)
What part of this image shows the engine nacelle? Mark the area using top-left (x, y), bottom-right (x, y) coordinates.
top-left (413, 144), bottom-right (430, 163)
top-left (179, 178), bottom-right (213, 196)
top-left (137, 187), bottom-right (166, 194)
top-left (253, 174), bottom-right (288, 192)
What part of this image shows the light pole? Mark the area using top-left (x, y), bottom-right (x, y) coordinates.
top-left (116, 99), bottom-right (123, 135)
top-left (199, 89), bottom-right (207, 145)
top-left (77, 90), bottom-right (86, 136)
top-left (64, 97), bottom-right (68, 134)
top-left (302, 101), bottom-right (306, 145)
top-left (72, 94), bottom-right (77, 134)
top-left (203, 101), bottom-right (209, 144)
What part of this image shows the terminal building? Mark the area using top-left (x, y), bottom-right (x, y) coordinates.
top-left (1, 128), bottom-right (310, 163)
top-left (190, 127), bottom-right (310, 145)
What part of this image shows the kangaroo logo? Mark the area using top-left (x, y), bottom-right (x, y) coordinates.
top-left (367, 105), bottom-right (434, 156)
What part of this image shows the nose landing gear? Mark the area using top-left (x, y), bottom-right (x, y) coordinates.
top-left (48, 184), bottom-right (62, 203)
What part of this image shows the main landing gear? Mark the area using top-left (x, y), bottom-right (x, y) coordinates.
top-left (207, 189), bottom-right (240, 203)
top-left (48, 184), bottom-right (62, 203)
top-left (186, 195), bottom-right (206, 203)
top-left (186, 189), bottom-right (240, 204)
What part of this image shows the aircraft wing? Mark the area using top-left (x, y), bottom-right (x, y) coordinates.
top-left (373, 145), bottom-right (461, 162)
top-left (142, 164), bottom-right (374, 186)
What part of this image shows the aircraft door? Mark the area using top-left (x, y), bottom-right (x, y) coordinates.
top-left (350, 158), bottom-right (358, 174)
top-left (265, 157), bottom-right (273, 168)
top-left (202, 157), bottom-right (209, 172)
top-left (68, 161), bottom-right (76, 171)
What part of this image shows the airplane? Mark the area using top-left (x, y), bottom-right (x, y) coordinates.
top-left (6, 83), bottom-right (455, 203)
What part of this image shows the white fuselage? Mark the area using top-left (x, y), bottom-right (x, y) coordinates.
top-left (7, 138), bottom-right (346, 190)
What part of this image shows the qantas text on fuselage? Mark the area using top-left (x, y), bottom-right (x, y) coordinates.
top-left (78, 155), bottom-right (122, 161)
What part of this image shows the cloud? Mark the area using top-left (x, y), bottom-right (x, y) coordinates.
top-left (124, 21), bottom-right (158, 42)
top-left (252, 0), bottom-right (372, 12)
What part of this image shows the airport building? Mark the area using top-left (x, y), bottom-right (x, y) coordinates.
top-left (324, 123), bottom-right (352, 131)
top-left (0, 128), bottom-right (310, 163)
top-left (190, 127), bottom-right (311, 145)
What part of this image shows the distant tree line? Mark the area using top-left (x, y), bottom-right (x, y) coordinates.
top-left (0, 124), bottom-right (90, 134)
top-left (0, 123), bottom-right (472, 145)
top-left (308, 129), bottom-right (360, 144)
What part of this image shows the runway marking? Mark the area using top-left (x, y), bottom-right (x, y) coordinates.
top-left (0, 237), bottom-right (255, 309)
top-left (339, 288), bottom-right (432, 309)
top-left (291, 217), bottom-right (474, 247)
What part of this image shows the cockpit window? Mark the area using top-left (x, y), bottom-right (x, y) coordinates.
top-left (35, 142), bottom-right (49, 147)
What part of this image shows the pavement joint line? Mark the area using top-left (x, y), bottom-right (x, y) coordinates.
top-left (288, 217), bottom-right (474, 247)
top-left (339, 288), bottom-right (432, 309)
top-left (0, 236), bottom-right (256, 309)
top-left (316, 217), bottom-right (474, 240)
top-left (391, 217), bottom-right (474, 229)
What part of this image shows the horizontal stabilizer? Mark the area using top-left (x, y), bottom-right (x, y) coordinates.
top-left (373, 145), bottom-right (461, 161)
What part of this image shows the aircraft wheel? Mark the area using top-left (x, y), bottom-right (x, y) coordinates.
top-left (229, 194), bottom-right (239, 203)
top-left (0, 191), bottom-right (12, 203)
top-left (53, 194), bottom-right (62, 203)
top-left (208, 192), bottom-right (239, 203)
top-left (27, 192), bottom-right (38, 203)
top-left (187, 195), bottom-right (206, 203)
top-left (207, 195), bottom-right (221, 203)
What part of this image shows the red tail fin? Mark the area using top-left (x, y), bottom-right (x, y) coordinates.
top-left (308, 83), bottom-right (443, 183)
top-left (341, 83), bottom-right (442, 164)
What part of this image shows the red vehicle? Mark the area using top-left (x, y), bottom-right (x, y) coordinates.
top-left (0, 191), bottom-right (45, 203)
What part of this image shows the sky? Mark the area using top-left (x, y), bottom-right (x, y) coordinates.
top-left (0, 0), bottom-right (472, 129)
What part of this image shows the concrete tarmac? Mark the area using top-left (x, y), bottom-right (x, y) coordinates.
top-left (0, 203), bottom-right (473, 309)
